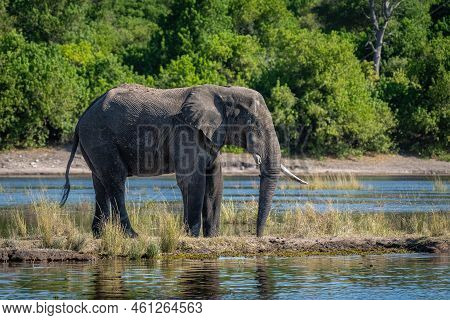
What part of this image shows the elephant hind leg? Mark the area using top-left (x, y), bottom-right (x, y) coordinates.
top-left (92, 174), bottom-right (110, 238)
top-left (102, 171), bottom-right (137, 238)
top-left (202, 157), bottom-right (223, 237)
top-left (86, 144), bottom-right (137, 238)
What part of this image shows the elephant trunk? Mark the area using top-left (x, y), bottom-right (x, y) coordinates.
top-left (256, 139), bottom-right (281, 237)
top-left (256, 171), bottom-right (279, 237)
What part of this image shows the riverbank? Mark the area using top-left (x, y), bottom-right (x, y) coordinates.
top-left (0, 199), bottom-right (448, 262)
top-left (0, 147), bottom-right (449, 176)
top-left (0, 236), bottom-right (448, 262)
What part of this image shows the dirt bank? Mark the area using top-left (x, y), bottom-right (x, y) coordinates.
top-left (0, 147), bottom-right (449, 176)
top-left (0, 248), bottom-right (96, 262)
top-left (0, 236), bottom-right (447, 262)
top-left (174, 236), bottom-right (449, 258)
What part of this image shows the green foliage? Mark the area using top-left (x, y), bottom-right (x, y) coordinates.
top-left (0, 31), bottom-right (86, 148)
top-left (266, 29), bottom-right (394, 156)
top-left (0, 0), bottom-right (14, 34)
top-left (313, 0), bottom-right (368, 32)
top-left (60, 41), bottom-right (154, 101)
top-left (221, 145), bottom-right (245, 154)
top-left (0, 0), bottom-right (448, 156)
top-left (231, 0), bottom-right (300, 38)
top-left (6, 0), bottom-right (89, 43)
top-left (380, 36), bottom-right (449, 155)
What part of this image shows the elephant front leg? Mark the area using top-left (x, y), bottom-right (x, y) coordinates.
top-left (202, 157), bottom-right (223, 237)
top-left (177, 159), bottom-right (206, 237)
top-left (177, 171), bottom-right (206, 237)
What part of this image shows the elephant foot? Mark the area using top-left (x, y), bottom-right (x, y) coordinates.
top-left (187, 228), bottom-right (200, 237)
top-left (92, 226), bottom-right (103, 239)
top-left (92, 231), bottom-right (101, 239)
top-left (203, 229), bottom-right (219, 237)
top-left (123, 227), bottom-right (139, 238)
top-left (189, 227), bottom-right (201, 237)
top-left (204, 233), bottom-right (218, 238)
top-left (184, 223), bottom-right (201, 237)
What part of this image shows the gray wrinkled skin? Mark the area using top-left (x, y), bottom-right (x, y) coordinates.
top-left (61, 84), bottom-right (281, 237)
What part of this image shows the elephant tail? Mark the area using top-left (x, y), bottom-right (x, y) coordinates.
top-left (60, 125), bottom-right (79, 207)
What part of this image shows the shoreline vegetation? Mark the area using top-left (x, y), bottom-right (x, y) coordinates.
top-left (0, 200), bottom-right (448, 262)
top-left (1, 2), bottom-right (448, 160)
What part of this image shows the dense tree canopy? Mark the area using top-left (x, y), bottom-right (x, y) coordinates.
top-left (0, 0), bottom-right (448, 157)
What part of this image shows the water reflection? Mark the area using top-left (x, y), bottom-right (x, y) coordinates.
top-left (177, 260), bottom-right (221, 299)
top-left (255, 259), bottom-right (275, 299)
top-left (91, 260), bottom-right (128, 299)
top-left (0, 254), bottom-right (448, 299)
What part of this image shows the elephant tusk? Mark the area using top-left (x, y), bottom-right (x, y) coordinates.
top-left (253, 153), bottom-right (262, 165)
top-left (281, 164), bottom-right (308, 185)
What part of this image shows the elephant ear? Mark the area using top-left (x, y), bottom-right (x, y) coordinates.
top-left (178, 86), bottom-right (225, 148)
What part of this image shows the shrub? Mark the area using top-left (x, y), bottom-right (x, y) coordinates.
top-left (380, 37), bottom-right (449, 156)
top-left (60, 41), bottom-right (154, 103)
top-left (0, 31), bottom-right (86, 149)
top-left (266, 29), bottom-right (395, 156)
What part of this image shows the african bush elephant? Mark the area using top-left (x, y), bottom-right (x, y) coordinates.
top-left (60, 84), bottom-right (307, 238)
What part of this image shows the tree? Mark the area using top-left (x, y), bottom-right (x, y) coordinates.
top-left (266, 28), bottom-right (395, 156)
top-left (60, 41), bottom-right (154, 102)
top-left (6, 0), bottom-right (89, 43)
top-left (367, 0), bottom-right (404, 76)
top-left (0, 32), bottom-right (86, 148)
top-left (379, 36), bottom-right (449, 155)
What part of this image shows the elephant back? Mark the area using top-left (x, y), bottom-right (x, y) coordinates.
top-left (104, 84), bottom-right (190, 117)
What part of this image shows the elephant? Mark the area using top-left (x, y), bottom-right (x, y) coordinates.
top-left (60, 84), bottom-right (307, 238)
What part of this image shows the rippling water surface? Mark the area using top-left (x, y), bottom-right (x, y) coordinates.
top-left (0, 254), bottom-right (448, 299)
top-left (0, 176), bottom-right (449, 213)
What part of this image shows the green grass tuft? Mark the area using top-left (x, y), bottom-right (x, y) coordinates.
top-left (159, 214), bottom-right (183, 253)
top-left (100, 220), bottom-right (127, 256)
top-left (145, 240), bottom-right (160, 259)
top-left (127, 237), bottom-right (149, 260)
top-left (10, 210), bottom-right (27, 238)
top-left (432, 176), bottom-right (448, 193)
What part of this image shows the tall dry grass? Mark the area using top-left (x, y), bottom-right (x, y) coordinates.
top-left (10, 210), bottom-right (27, 238)
top-left (432, 176), bottom-right (448, 192)
top-left (159, 213), bottom-right (183, 253)
top-left (219, 201), bottom-right (449, 238)
top-left (6, 200), bottom-right (91, 251)
top-left (31, 201), bottom-right (88, 249)
top-left (3, 198), bottom-right (449, 258)
top-left (279, 173), bottom-right (363, 190)
top-left (99, 219), bottom-right (160, 258)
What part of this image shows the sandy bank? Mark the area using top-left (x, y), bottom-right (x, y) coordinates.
top-left (0, 236), bottom-right (447, 262)
top-left (0, 147), bottom-right (449, 176)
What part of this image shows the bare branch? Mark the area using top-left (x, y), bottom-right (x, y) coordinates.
top-left (366, 41), bottom-right (376, 53)
top-left (368, 0), bottom-right (379, 30)
top-left (382, 0), bottom-right (389, 20)
top-left (392, 0), bottom-right (405, 11)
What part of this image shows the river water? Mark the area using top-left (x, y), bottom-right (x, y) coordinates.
top-left (0, 176), bottom-right (449, 213)
top-left (0, 254), bottom-right (448, 299)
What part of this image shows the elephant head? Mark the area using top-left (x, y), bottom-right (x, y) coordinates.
top-left (179, 85), bottom-right (307, 236)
